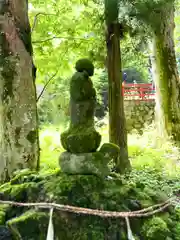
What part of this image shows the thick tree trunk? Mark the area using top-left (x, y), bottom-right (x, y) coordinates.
top-left (153, 5), bottom-right (180, 145)
top-left (0, 0), bottom-right (39, 181)
top-left (106, 23), bottom-right (131, 173)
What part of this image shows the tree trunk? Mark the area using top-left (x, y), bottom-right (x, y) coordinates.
top-left (106, 22), bottom-right (131, 173)
top-left (153, 5), bottom-right (180, 145)
top-left (0, 0), bottom-right (39, 182)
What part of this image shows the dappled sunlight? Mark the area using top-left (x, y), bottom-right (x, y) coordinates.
top-left (39, 126), bottom-right (64, 170)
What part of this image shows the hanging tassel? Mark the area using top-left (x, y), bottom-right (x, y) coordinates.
top-left (46, 208), bottom-right (54, 240)
top-left (125, 217), bottom-right (135, 240)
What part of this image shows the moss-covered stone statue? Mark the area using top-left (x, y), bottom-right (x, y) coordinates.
top-left (60, 59), bottom-right (120, 177)
top-left (61, 59), bottom-right (101, 153)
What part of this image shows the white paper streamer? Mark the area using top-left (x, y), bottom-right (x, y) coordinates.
top-left (46, 208), bottom-right (54, 240)
top-left (125, 217), bottom-right (135, 240)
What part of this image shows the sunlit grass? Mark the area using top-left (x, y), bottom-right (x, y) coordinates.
top-left (39, 125), bottom-right (64, 170)
top-left (39, 122), bottom-right (180, 179)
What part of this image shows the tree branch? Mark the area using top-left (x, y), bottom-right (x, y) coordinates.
top-left (31, 13), bottom-right (56, 33)
top-left (32, 36), bottom-right (92, 44)
top-left (36, 71), bottom-right (58, 102)
top-left (36, 45), bottom-right (71, 102)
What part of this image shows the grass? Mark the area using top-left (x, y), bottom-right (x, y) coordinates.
top-left (39, 126), bottom-right (64, 171)
top-left (39, 122), bottom-right (180, 180)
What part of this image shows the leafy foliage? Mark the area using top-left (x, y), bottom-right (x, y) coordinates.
top-left (28, 0), bottom-right (151, 125)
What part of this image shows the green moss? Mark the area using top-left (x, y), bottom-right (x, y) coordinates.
top-left (142, 217), bottom-right (170, 239)
top-left (173, 222), bottom-right (180, 240)
top-left (61, 58), bottom-right (101, 155)
top-left (144, 187), bottom-right (168, 203)
top-left (154, 31), bottom-right (180, 141)
top-left (99, 143), bottom-right (120, 159)
top-left (0, 171), bottom-right (178, 240)
top-left (75, 58), bottom-right (94, 76)
top-left (61, 126), bottom-right (101, 153)
top-left (70, 72), bottom-right (96, 101)
top-left (0, 170), bottom-right (42, 202)
top-left (7, 210), bottom-right (48, 240)
top-left (0, 205), bottom-right (9, 225)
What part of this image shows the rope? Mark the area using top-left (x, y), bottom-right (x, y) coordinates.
top-left (0, 197), bottom-right (178, 240)
top-left (0, 197), bottom-right (177, 218)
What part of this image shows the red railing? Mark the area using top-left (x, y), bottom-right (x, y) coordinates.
top-left (122, 83), bottom-right (156, 101)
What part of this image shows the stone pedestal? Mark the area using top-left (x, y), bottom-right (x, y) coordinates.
top-left (59, 143), bottom-right (120, 177)
top-left (59, 151), bottom-right (110, 177)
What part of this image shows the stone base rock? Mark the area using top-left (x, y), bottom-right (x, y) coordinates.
top-left (59, 143), bottom-right (120, 177)
top-left (59, 151), bottom-right (110, 177)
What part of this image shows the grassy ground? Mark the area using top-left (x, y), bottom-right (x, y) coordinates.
top-left (39, 123), bottom-right (180, 181)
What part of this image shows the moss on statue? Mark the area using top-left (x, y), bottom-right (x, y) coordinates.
top-left (75, 58), bottom-right (94, 76)
top-left (60, 59), bottom-right (101, 153)
top-left (61, 126), bottom-right (101, 153)
top-left (70, 72), bottom-right (96, 101)
top-left (0, 170), bottom-right (179, 239)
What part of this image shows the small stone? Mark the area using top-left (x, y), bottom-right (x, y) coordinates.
top-left (99, 143), bottom-right (120, 160)
top-left (0, 226), bottom-right (12, 240)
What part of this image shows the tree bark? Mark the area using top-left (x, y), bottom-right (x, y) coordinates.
top-left (0, 0), bottom-right (39, 181)
top-left (106, 22), bottom-right (131, 173)
top-left (152, 5), bottom-right (180, 145)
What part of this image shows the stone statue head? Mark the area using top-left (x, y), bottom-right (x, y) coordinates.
top-left (75, 58), bottom-right (94, 76)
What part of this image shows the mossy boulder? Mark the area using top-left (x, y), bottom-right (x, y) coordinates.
top-left (99, 143), bottom-right (120, 160)
top-left (0, 169), bottom-right (178, 240)
top-left (75, 58), bottom-right (94, 76)
top-left (61, 126), bottom-right (101, 153)
top-left (7, 210), bottom-right (48, 240)
top-left (142, 217), bottom-right (170, 239)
